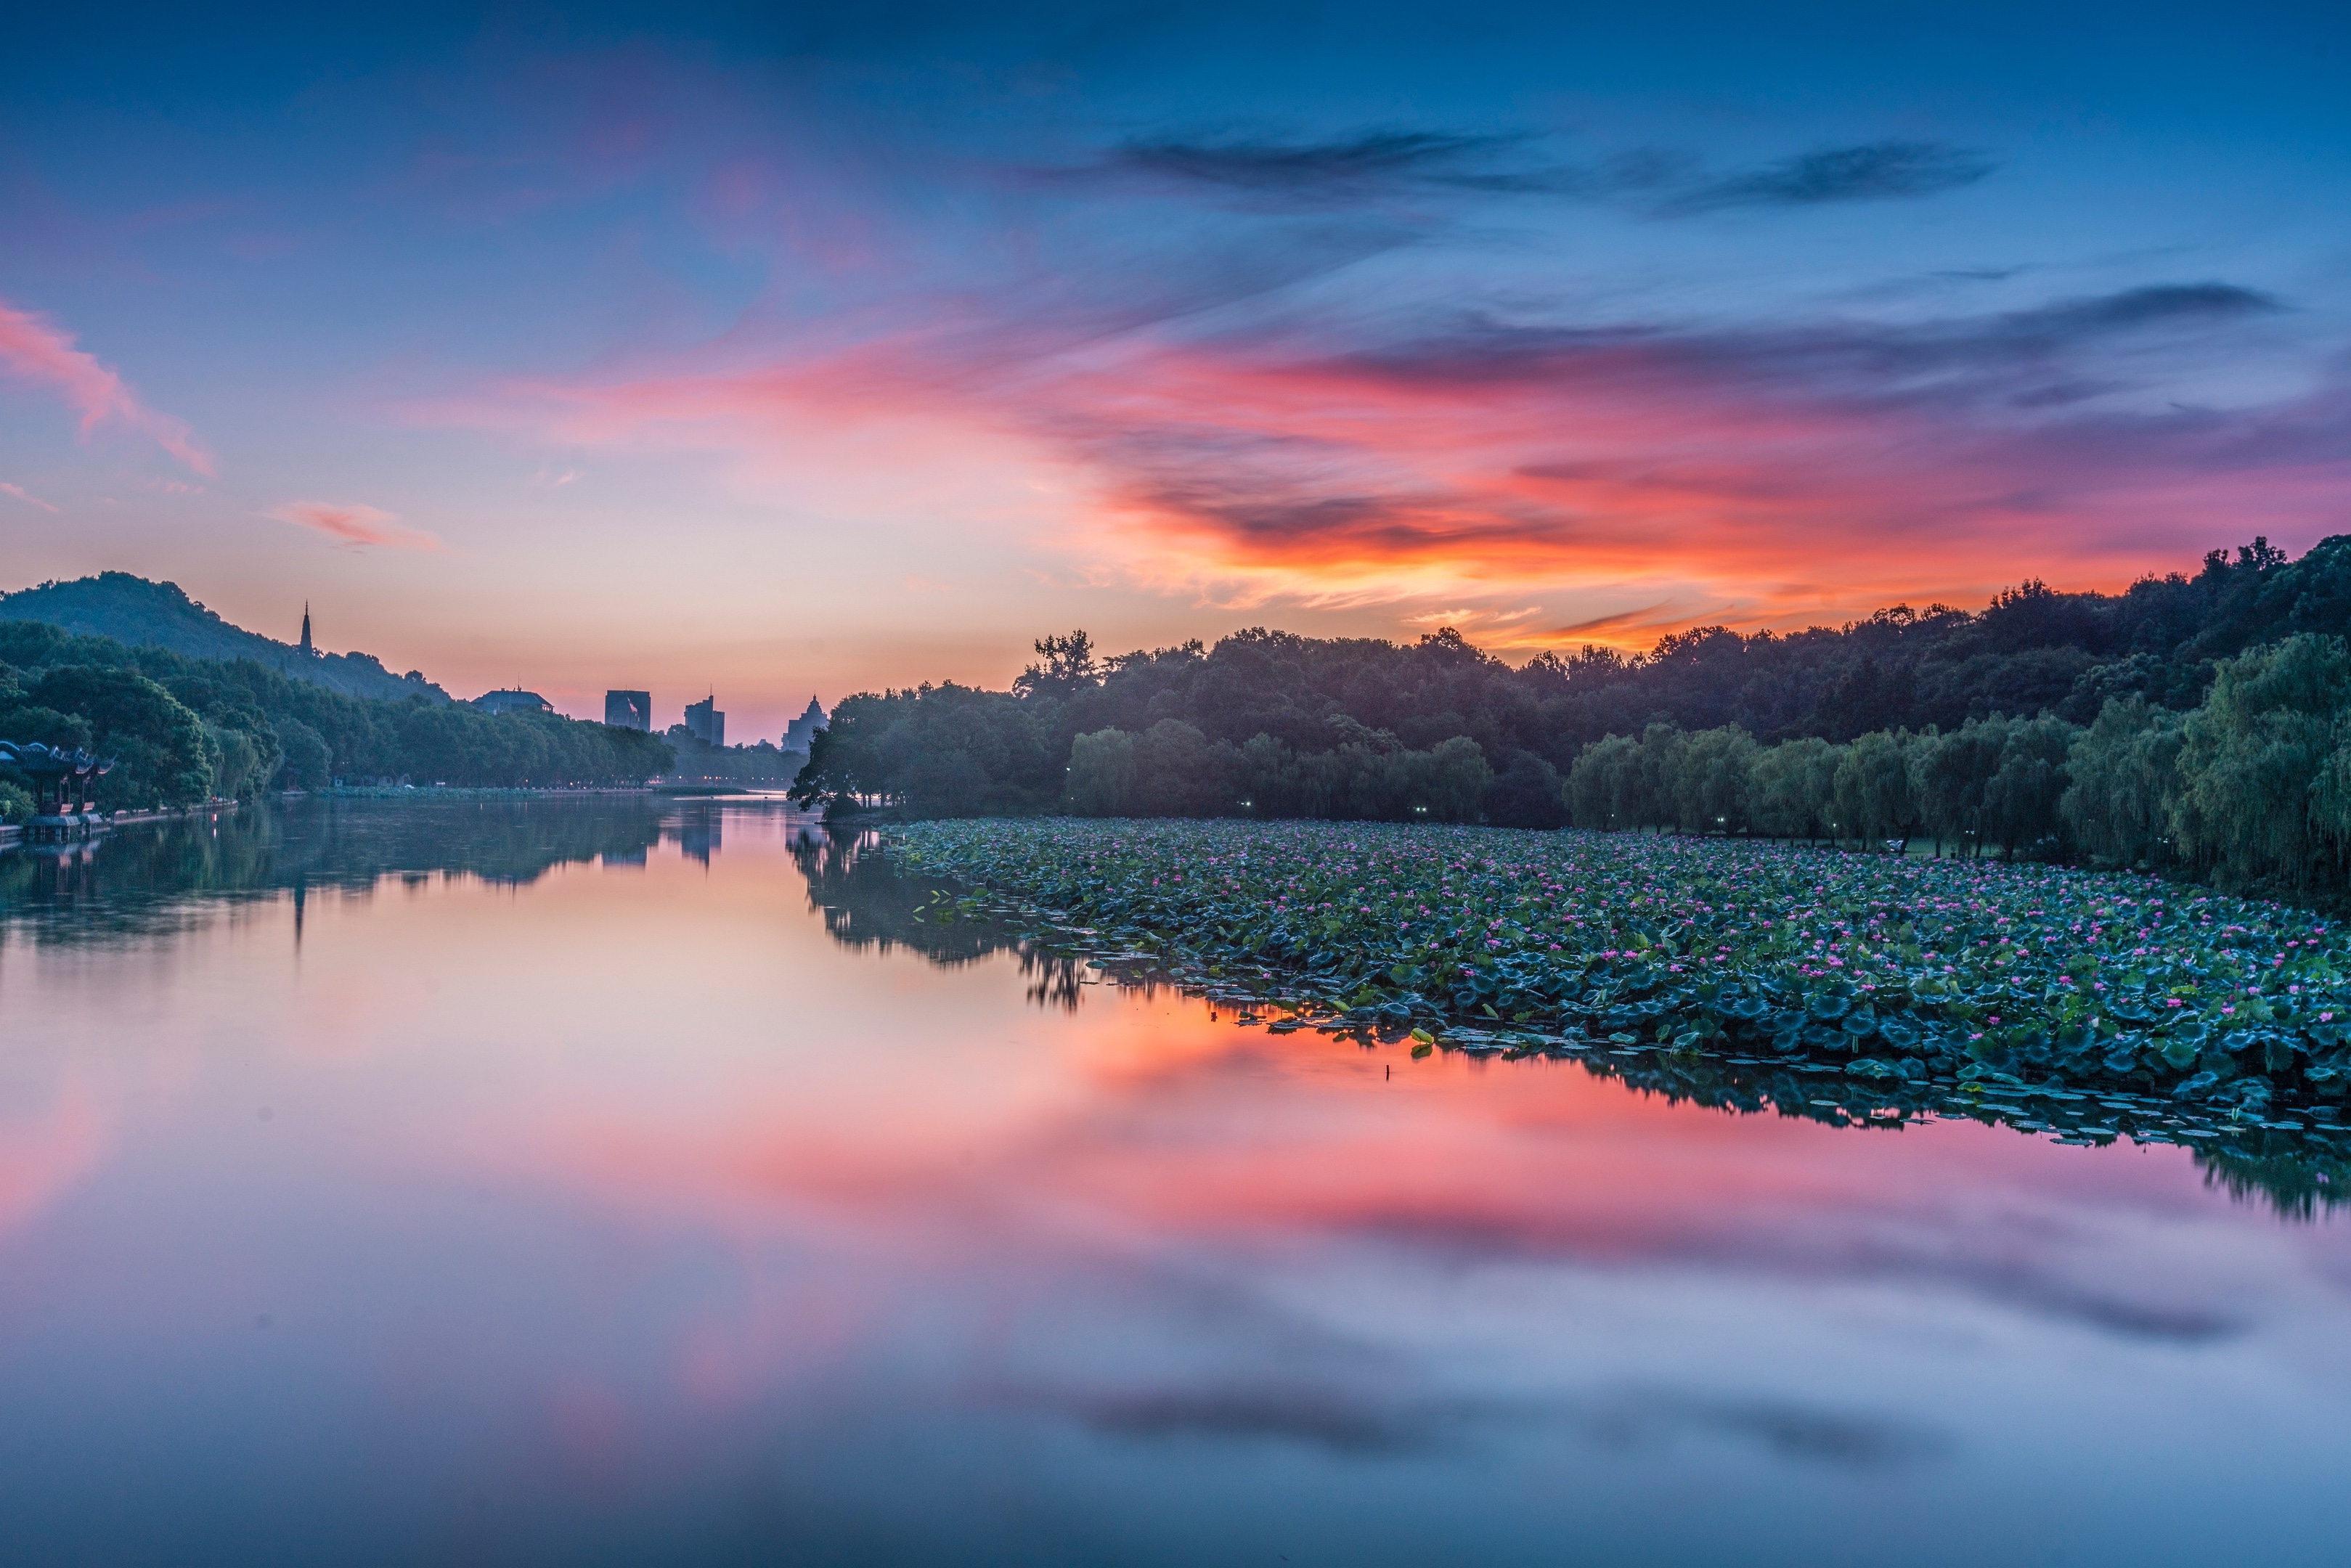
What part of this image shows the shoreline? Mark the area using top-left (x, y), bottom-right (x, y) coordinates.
top-left (1, 797), bottom-right (240, 851)
top-left (303, 785), bottom-right (799, 801)
top-left (302, 785), bottom-right (661, 801)
top-left (2, 785), bottom-right (812, 846)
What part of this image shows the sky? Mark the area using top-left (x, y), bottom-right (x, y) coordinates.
top-left (1, 3), bottom-right (2347, 738)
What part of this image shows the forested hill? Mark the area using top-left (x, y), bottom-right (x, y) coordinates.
top-left (0, 619), bottom-right (670, 814)
top-left (0, 573), bottom-right (449, 704)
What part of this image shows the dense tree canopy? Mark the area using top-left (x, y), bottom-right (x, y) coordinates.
top-left (794, 535), bottom-right (2351, 900)
top-left (0, 622), bottom-right (672, 816)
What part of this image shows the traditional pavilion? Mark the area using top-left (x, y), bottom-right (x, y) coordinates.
top-left (0, 740), bottom-right (115, 844)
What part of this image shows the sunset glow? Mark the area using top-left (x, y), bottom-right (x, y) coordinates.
top-left (3, 7), bottom-right (2347, 731)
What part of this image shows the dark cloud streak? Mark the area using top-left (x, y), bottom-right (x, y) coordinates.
top-left (1674, 140), bottom-right (1996, 211)
top-left (1062, 128), bottom-right (1996, 218)
top-left (1327, 282), bottom-right (2286, 410)
top-left (1109, 129), bottom-right (1541, 196)
top-left (1024, 1379), bottom-right (1947, 1466)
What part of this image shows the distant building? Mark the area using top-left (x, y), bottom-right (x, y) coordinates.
top-left (298, 603), bottom-right (315, 657)
top-left (473, 688), bottom-right (553, 716)
top-left (781, 695), bottom-right (828, 751)
top-left (603, 690), bottom-right (652, 730)
top-left (684, 693), bottom-right (725, 747)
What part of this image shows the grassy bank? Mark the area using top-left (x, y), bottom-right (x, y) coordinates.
top-left (892, 819), bottom-right (2348, 1122)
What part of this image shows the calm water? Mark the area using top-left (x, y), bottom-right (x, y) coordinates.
top-left (5, 799), bottom-right (2351, 1566)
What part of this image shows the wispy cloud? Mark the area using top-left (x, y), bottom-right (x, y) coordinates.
top-left (266, 500), bottom-right (441, 551)
top-left (1545, 603), bottom-right (1682, 639)
top-left (1673, 141), bottom-right (1995, 211)
top-left (1, 481), bottom-right (60, 513)
top-left (1097, 130), bottom-right (1557, 202)
top-left (1327, 283), bottom-right (2283, 404)
top-left (1064, 128), bottom-right (1995, 220)
top-left (0, 296), bottom-right (213, 475)
top-left (1401, 605), bottom-right (1543, 630)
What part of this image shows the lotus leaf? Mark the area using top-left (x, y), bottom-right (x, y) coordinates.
top-left (894, 819), bottom-right (2348, 1108)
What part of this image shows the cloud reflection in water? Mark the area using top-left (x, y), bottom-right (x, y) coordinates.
top-left (1, 799), bottom-right (2350, 1564)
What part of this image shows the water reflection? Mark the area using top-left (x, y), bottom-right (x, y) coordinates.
top-left (789, 822), bottom-right (1011, 966)
top-left (787, 821), bottom-right (2351, 1225)
top-left (0, 795), bottom-right (666, 942)
top-left (678, 807), bottom-right (720, 866)
top-left (3, 799), bottom-right (2351, 1566)
top-left (790, 824), bottom-right (1084, 1008)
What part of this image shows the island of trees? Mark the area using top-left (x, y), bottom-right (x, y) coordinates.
top-left (794, 535), bottom-right (2351, 899)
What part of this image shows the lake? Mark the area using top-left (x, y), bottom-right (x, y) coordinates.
top-left (4, 796), bottom-right (2350, 1566)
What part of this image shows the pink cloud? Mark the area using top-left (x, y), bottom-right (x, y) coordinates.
top-left (417, 284), bottom-right (2351, 644)
top-left (266, 499), bottom-right (442, 551)
top-left (0, 296), bottom-right (214, 475)
top-left (0, 481), bottom-right (60, 513)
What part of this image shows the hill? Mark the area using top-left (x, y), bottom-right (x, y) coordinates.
top-left (0, 573), bottom-right (450, 703)
top-left (0, 617), bottom-right (671, 812)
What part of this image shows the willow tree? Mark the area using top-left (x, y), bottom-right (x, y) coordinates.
top-left (1671, 724), bottom-right (1759, 833)
top-left (1983, 713), bottom-right (2081, 858)
top-left (1750, 737), bottom-right (1842, 842)
top-left (1064, 727), bottom-right (1138, 815)
top-left (2060, 698), bottom-right (2185, 868)
top-left (1911, 716), bottom-right (2013, 857)
top-left (2171, 634), bottom-right (2351, 892)
top-left (1832, 729), bottom-right (1925, 849)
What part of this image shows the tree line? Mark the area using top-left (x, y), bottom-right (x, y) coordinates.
top-left (659, 727), bottom-right (811, 786)
top-left (1561, 714), bottom-right (2075, 859)
top-left (0, 621), bottom-right (673, 817)
top-left (793, 535), bottom-right (2351, 898)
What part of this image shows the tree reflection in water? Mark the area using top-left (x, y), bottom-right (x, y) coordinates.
top-left (791, 825), bottom-right (2351, 1222)
top-left (1564, 1048), bottom-right (2351, 1222)
top-left (788, 822), bottom-right (1085, 1008)
top-left (0, 795), bottom-right (667, 943)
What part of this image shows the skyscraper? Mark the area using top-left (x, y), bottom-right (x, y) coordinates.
top-left (684, 694), bottom-right (725, 748)
top-left (604, 690), bottom-right (652, 730)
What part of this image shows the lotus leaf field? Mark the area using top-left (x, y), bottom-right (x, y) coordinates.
top-left (892, 819), bottom-right (2351, 1129)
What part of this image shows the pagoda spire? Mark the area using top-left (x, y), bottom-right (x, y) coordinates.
top-left (299, 603), bottom-right (314, 657)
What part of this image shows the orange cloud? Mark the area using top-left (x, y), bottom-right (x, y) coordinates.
top-left (423, 283), bottom-right (2348, 647)
top-left (266, 499), bottom-right (443, 551)
top-left (0, 296), bottom-right (214, 475)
